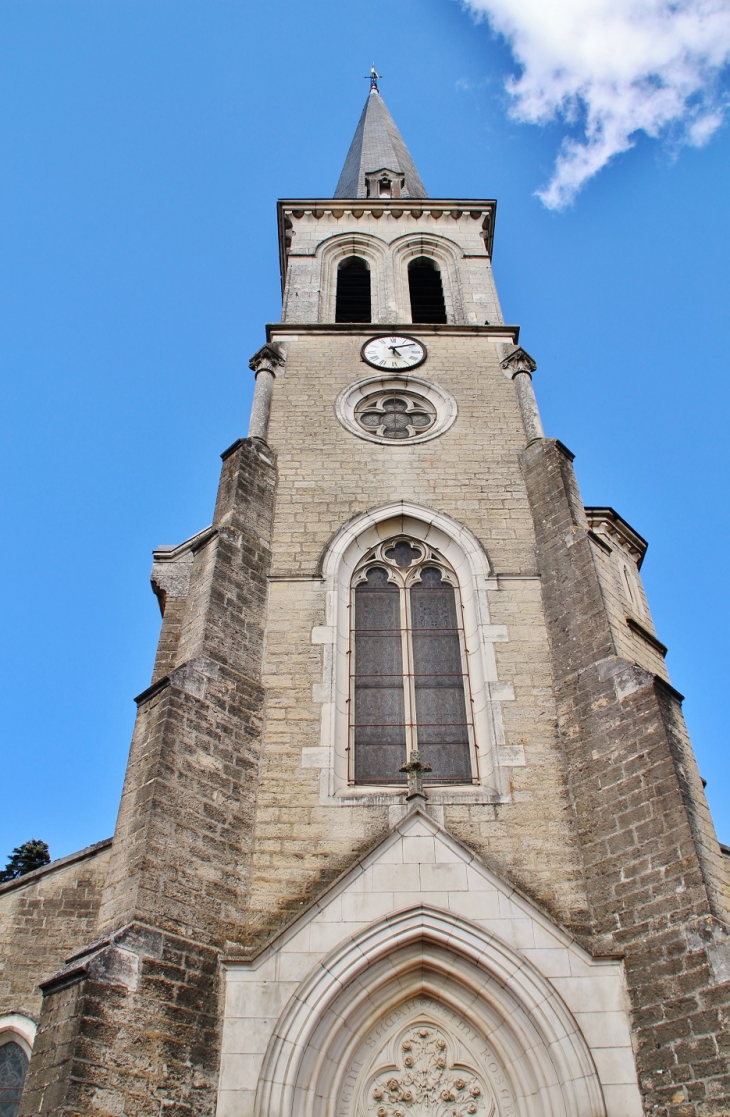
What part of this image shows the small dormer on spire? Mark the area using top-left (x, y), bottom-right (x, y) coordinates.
top-left (334, 81), bottom-right (428, 200)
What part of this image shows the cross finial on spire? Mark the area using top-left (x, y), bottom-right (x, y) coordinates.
top-left (366, 65), bottom-right (381, 92)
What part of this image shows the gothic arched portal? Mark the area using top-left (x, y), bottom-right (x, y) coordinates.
top-left (253, 906), bottom-right (607, 1117)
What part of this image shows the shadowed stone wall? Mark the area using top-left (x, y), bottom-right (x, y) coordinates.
top-left (522, 437), bottom-right (730, 1117)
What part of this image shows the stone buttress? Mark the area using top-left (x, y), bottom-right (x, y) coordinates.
top-left (19, 438), bottom-right (277, 1117)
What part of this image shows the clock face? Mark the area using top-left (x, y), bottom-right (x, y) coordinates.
top-left (361, 335), bottom-right (427, 372)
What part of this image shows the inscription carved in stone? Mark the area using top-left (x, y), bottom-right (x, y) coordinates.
top-left (367, 1026), bottom-right (491, 1117)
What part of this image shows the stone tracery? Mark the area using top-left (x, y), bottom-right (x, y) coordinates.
top-left (366, 1026), bottom-right (492, 1117)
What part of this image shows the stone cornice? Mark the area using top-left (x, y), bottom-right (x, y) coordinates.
top-left (277, 197), bottom-right (497, 286)
top-left (151, 525), bottom-right (217, 565)
top-left (585, 506), bottom-right (648, 567)
top-left (265, 322), bottom-right (520, 343)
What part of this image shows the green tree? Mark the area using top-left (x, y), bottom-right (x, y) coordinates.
top-left (0, 840), bottom-right (51, 882)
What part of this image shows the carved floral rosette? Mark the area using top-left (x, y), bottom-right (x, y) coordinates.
top-left (365, 1026), bottom-right (493, 1117)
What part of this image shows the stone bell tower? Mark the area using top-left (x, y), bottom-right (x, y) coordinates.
top-left (17, 80), bottom-right (730, 1117)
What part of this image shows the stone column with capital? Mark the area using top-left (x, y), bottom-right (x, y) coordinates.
top-left (501, 345), bottom-right (544, 443)
top-left (248, 342), bottom-right (286, 441)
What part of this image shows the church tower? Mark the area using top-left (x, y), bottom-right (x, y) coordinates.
top-left (11, 82), bottom-right (730, 1117)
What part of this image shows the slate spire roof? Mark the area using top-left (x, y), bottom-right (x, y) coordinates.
top-left (334, 88), bottom-right (428, 199)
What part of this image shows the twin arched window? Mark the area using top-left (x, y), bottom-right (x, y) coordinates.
top-left (334, 255), bottom-right (448, 324)
top-left (350, 538), bottom-right (475, 786)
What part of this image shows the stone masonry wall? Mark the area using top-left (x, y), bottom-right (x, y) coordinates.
top-left (150, 594), bottom-right (188, 682)
top-left (22, 437), bottom-right (278, 1116)
top-left (587, 526), bottom-right (669, 681)
top-left (281, 206), bottom-right (503, 326)
top-left (19, 924), bottom-right (220, 1117)
top-left (96, 437), bottom-right (278, 946)
top-left (522, 437), bottom-right (730, 1117)
top-left (0, 842), bottom-right (111, 1022)
top-left (242, 327), bottom-right (593, 943)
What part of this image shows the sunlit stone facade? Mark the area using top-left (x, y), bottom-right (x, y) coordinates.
top-left (1, 84), bottom-right (729, 1117)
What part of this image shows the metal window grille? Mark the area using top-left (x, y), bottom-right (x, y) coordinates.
top-left (350, 540), bottom-right (476, 785)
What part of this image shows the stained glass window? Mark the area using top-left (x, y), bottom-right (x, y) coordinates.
top-left (0, 1042), bottom-right (29, 1117)
top-left (411, 568), bottom-right (471, 781)
top-left (351, 540), bottom-right (474, 785)
top-left (353, 567), bottom-right (406, 782)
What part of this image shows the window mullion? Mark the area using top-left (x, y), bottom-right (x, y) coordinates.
top-left (401, 581), bottom-right (417, 759)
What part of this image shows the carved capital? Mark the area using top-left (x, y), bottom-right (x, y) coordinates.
top-left (500, 345), bottom-right (537, 378)
top-left (248, 342), bottom-right (286, 376)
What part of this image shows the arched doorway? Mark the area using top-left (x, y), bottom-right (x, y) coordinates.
top-left (254, 906), bottom-right (606, 1117)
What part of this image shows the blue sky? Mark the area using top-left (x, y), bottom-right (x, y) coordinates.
top-left (1, 0), bottom-right (729, 861)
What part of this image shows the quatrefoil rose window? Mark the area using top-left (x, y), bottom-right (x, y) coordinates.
top-left (336, 375), bottom-right (457, 446)
top-left (355, 391), bottom-right (436, 440)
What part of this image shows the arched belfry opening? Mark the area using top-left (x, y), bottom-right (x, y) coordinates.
top-left (335, 256), bottom-right (371, 322)
top-left (408, 256), bottom-right (447, 323)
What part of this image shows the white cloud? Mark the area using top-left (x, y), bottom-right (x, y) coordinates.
top-left (460, 0), bottom-right (730, 207)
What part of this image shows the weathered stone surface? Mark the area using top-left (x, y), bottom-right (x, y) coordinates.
top-left (521, 437), bottom-right (730, 1116)
top-left (19, 925), bottom-right (220, 1117)
top-left (0, 842), bottom-right (112, 1021)
top-left (19, 438), bottom-right (277, 1114)
top-left (97, 437), bottom-right (277, 947)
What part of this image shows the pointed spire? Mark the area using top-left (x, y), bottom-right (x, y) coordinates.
top-left (334, 87), bottom-right (428, 200)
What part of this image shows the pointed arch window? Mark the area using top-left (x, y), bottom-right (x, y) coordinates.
top-left (350, 538), bottom-right (475, 785)
top-left (0, 1041), bottom-right (29, 1117)
top-left (336, 256), bottom-right (371, 323)
top-left (408, 257), bottom-right (447, 323)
